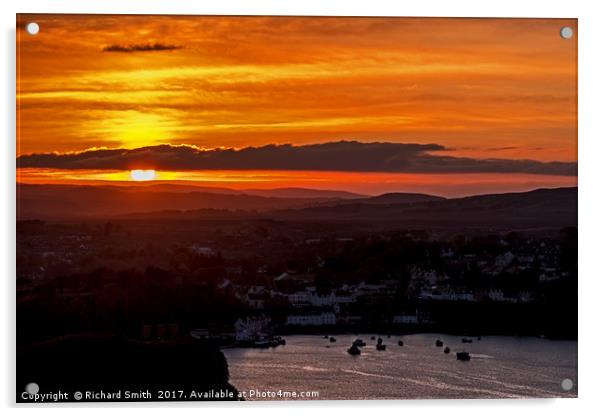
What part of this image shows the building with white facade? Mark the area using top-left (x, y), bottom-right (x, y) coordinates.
top-left (286, 313), bottom-right (337, 326)
top-left (393, 313), bottom-right (419, 324)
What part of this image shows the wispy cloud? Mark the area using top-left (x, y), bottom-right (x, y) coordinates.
top-left (102, 43), bottom-right (182, 53)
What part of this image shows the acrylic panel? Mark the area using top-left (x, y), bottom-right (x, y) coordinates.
top-left (16, 14), bottom-right (577, 402)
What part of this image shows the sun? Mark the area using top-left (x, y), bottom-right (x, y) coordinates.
top-left (130, 169), bottom-right (156, 181)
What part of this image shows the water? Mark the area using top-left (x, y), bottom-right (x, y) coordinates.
top-left (223, 333), bottom-right (577, 400)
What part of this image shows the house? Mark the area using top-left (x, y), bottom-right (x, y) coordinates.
top-left (190, 245), bottom-right (214, 256)
top-left (495, 252), bottom-right (515, 269)
top-left (393, 313), bottom-right (419, 324)
top-left (246, 286), bottom-right (270, 309)
top-left (288, 288), bottom-right (354, 308)
top-left (419, 289), bottom-right (474, 301)
top-left (286, 313), bottom-right (336, 326)
top-left (488, 289), bottom-right (518, 303)
top-left (234, 317), bottom-right (271, 341)
top-left (539, 273), bottom-right (560, 282)
top-left (517, 255), bottom-right (535, 264)
top-left (488, 289), bottom-right (505, 301)
top-left (441, 248), bottom-right (455, 258)
top-left (288, 291), bottom-right (311, 307)
top-left (454, 292), bottom-right (475, 301)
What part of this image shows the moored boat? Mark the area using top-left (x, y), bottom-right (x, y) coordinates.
top-left (456, 351), bottom-right (471, 361)
top-left (348, 345), bottom-right (361, 355)
top-left (329, 336), bottom-right (336, 343)
top-left (398, 340), bottom-right (404, 346)
top-left (435, 339), bottom-right (444, 347)
top-left (254, 339), bottom-right (272, 348)
top-left (376, 343), bottom-right (386, 351)
top-left (444, 346), bottom-right (450, 354)
top-left (353, 338), bottom-right (366, 347)
top-left (461, 338), bottom-right (473, 343)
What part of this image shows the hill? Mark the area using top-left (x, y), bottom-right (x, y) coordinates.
top-left (271, 187), bottom-right (577, 230)
top-left (16, 184), bottom-right (345, 219)
top-left (17, 184), bottom-right (577, 231)
top-left (334, 192), bottom-right (444, 205)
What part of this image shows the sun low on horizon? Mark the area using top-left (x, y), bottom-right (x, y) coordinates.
top-left (129, 169), bottom-right (157, 182)
top-left (16, 15), bottom-right (577, 197)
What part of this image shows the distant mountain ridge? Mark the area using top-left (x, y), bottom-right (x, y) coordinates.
top-left (17, 184), bottom-right (349, 219)
top-left (332, 192), bottom-right (445, 205)
top-left (239, 187), bottom-right (364, 199)
top-left (271, 187), bottom-right (577, 230)
top-left (41, 182), bottom-right (366, 199)
top-left (17, 183), bottom-right (576, 231)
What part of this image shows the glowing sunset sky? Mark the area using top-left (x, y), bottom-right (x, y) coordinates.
top-left (16, 15), bottom-right (577, 196)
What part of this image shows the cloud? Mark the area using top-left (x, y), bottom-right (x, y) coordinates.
top-left (16, 141), bottom-right (577, 176)
top-left (102, 43), bottom-right (182, 53)
top-left (486, 146), bottom-right (519, 151)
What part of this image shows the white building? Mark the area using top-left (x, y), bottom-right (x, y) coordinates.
top-left (419, 289), bottom-right (474, 301)
top-left (488, 289), bottom-right (505, 301)
top-left (286, 313), bottom-right (337, 326)
top-left (288, 291), bottom-right (311, 307)
top-left (288, 289), bottom-right (354, 307)
top-left (393, 313), bottom-right (419, 324)
top-left (234, 317), bottom-right (271, 341)
top-left (488, 289), bottom-right (518, 303)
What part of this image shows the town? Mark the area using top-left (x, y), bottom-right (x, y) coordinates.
top-left (17, 219), bottom-right (577, 346)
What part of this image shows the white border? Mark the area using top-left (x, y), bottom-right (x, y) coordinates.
top-left (3, 0), bottom-right (602, 415)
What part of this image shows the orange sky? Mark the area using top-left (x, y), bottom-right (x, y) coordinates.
top-left (16, 15), bottom-right (577, 195)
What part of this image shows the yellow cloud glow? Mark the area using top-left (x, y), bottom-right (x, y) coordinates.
top-left (129, 169), bottom-right (157, 181)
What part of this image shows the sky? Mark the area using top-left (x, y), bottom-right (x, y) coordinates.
top-left (16, 15), bottom-right (577, 196)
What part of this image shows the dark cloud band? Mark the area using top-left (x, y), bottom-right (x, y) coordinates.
top-left (102, 43), bottom-right (182, 53)
top-left (16, 141), bottom-right (577, 176)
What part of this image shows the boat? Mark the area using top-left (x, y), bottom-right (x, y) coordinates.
top-left (444, 346), bottom-right (450, 354)
top-left (456, 351), bottom-right (471, 361)
top-left (376, 344), bottom-right (386, 351)
top-left (435, 340), bottom-right (444, 347)
top-left (370, 336), bottom-right (376, 340)
top-left (275, 336), bottom-right (286, 346)
top-left (461, 338), bottom-right (473, 343)
top-left (477, 336), bottom-right (482, 341)
top-left (347, 345), bottom-right (361, 355)
top-left (377, 337), bottom-right (383, 344)
top-left (353, 339), bottom-right (366, 347)
top-left (253, 339), bottom-right (272, 348)
top-left (398, 340), bottom-right (404, 346)
top-left (329, 336), bottom-right (337, 343)
top-left (323, 335), bottom-right (329, 339)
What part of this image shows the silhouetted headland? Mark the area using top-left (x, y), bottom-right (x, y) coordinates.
top-left (17, 334), bottom-right (239, 402)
